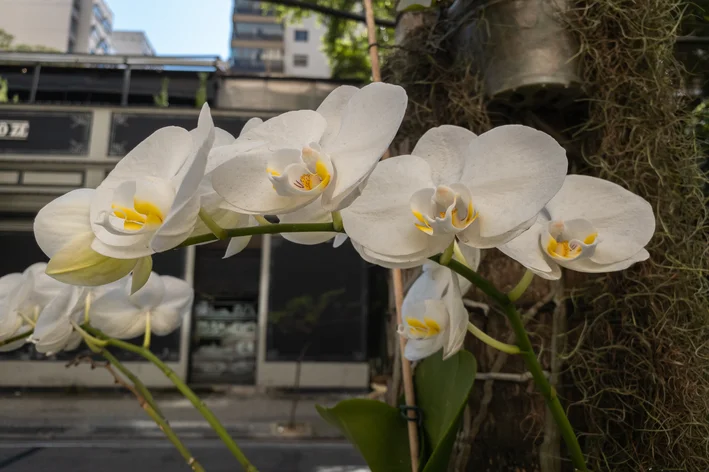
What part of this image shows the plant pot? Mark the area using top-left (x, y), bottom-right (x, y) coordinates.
top-left (450, 0), bottom-right (582, 108)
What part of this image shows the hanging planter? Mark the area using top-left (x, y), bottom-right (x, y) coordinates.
top-left (450, 0), bottom-right (582, 108)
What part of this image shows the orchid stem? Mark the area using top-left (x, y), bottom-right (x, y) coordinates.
top-left (198, 208), bottom-right (228, 240)
top-left (0, 329), bottom-right (33, 348)
top-left (508, 269), bottom-right (535, 302)
top-left (467, 322), bottom-right (521, 355)
top-left (433, 255), bottom-right (588, 472)
top-left (331, 211), bottom-right (343, 232)
top-left (71, 321), bottom-right (107, 352)
top-left (17, 312), bottom-right (36, 328)
top-left (178, 222), bottom-right (340, 248)
top-left (98, 350), bottom-right (203, 472)
top-left (83, 325), bottom-right (259, 472)
top-left (143, 312), bottom-right (151, 349)
top-left (439, 242), bottom-right (455, 266)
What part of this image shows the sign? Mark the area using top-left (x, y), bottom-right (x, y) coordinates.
top-left (0, 120), bottom-right (29, 140)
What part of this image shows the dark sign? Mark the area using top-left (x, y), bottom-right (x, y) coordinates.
top-left (0, 120), bottom-right (29, 140)
top-left (0, 111), bottom-right (91, 155)
top-left (109, 113), bottom-right (261, 156)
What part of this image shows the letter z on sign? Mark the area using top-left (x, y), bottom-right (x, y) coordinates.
top-left (0, 120), bottom-right (30, 140)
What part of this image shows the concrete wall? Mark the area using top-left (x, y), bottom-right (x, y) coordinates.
top-left (0, 0), bottom-right (74, 52)
top-left (284, 16), bottom-right (331, 79)
top-left (112, 31), bottom-right (155, 55)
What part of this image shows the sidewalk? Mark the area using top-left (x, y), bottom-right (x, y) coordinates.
top-left (0, 389), bottom-right (358, 441)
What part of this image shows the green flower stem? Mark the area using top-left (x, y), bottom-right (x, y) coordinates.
top-left (432, 255), bottom-right (588, 472)
top-left (178, 222), bottom-right (340, 248)
top-left (508, 269), bottom-right (535, 302)
top-left (84, 326), bottom-right (259, 472)
top-left (331, 211), bottom-right (344, 232)
top-left (0, 329), bottom-right (33, 349)
top-left (99, 350), bottom-right (203, 472)
top-left (467, 322), bottom-right (521, 355)
top-left (439, 242), bottom-right (455, 266)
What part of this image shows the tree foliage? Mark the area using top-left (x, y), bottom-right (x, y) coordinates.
top-left (265, 0), bottom-right (396, 80)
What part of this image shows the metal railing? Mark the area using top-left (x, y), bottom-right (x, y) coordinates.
top-left (0, 52), bottom-right (226, 106)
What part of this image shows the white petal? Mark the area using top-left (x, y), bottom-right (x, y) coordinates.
top-left (316, 85), bottom-right (359, 148)
top-left (31, 286), bottom-right (85, 354)
top-left (224, 235), bottom-right (253, 258)
top-left (341, 155), bottom-right (444, 258)
top-left (559, 248), bottom-right (650, 273)
top-left (546, 175), bottom-right (655, 265)
top-left (353, 242), bottom-right (442, 269)
top-left (442, 274), bottom-right (468, 359)
top-left (204, 138), bottom-right (265, 175)
top-left (91, 234), bottom-right (154, 259)
top-left (24, 263), bottom-right (65, 307)
top-left (48, 232), bottom-right (139, 286)
top-left (0, 299), bottom-right (23, 340)
top-left (0, 273), bottom-right (23, 298)
top-left (239, 110), bottom-right (327, 150)
top-left (412, 125), bottom-right (477, 186)
top-left (102, 127), bottom-right (193, 189)
top-left (213, 128), bottom-right (236, 147)
top-left (34, 189), bottom-right (94, 258)
top-left (497, 220), bottom-right (562, 280)
top-left (0, 329), bottom-right (31, 352)
top-left (130, 272), bottom-right (165, 310)
top-left (461, 125), bottom-right (567, 238)
top-left (458, 213), bottom-right (538, 249)
top-left (150, 276), bottom-right (193, 336)
top-left (279, 198), bottom-right (337, 245)
top-left (90, 283), bottom-right (145, 339)
top-left (333, 233), bottom-right (349, 248)
top-left (321, 83), bottom-right (408, 211)
top-left (240, 117), bottom-right (263, 136)
top-left (404, 335), bottom-right (445, 361)
top-left (454, 242), bottom-right (481, 272)
top-left (212, 150), bottom-right (315, 215)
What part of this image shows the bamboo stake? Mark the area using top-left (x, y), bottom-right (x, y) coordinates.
top-left (362, 1), bottom-right (420, 470)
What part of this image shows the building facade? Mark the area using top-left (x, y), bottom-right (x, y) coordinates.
top-left (0, 0), bottom-right (113, 54)
top-left (230, 0), bottom-right (330, 78)
top-left (111, 31), bottom-right (155, 56)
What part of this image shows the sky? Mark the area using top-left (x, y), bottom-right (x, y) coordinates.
top-left (110, 0), bottom-right (232, 59)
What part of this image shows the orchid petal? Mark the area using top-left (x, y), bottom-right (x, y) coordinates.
top-left (151, 276), bottom-right (193, 335)
top-left (316, 85), bottom-right (359, 148)
top-left (101, 127), bottom-right (193, 189)
top-left (212, 149), bottom-right (315, 214)
top-left (131, 256), bottom-right (153, 295)
top-left (458, 213), bottom-right (538, 249)
top-left (130, 272), bottom-right (165, 310)
top-left (321, 83), bottom-right (408, 211)
top-left (461, 125), bottom-right (567, 239)
top-left (442, 274), bottom-right (468, 360)
top-left (498, 221), bottom-right (562, 280)
top-left (34, 189), bottom-right (94, 258)
top-left (240, 117), bottom-right (263, 136)
top-left (342, 155), bottom-right (445, 259)
top-left (412, 125), bottom-right (477, 186)
top-left (279, 198), bottom-right (338, 245)
top-left (545, 175), bottom-right (655, 265)
top-left (559, 248), bottom-right (650, 273)
top-left (31, 286), bottom-right (85, 354)
top-left (238, 110), bottom-right (327, 150)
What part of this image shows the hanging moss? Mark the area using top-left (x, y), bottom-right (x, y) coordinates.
top-left (384, 1), bottom-right (709, 471)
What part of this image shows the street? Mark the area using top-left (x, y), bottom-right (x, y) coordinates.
top-left (0, 439), bottom-right (368, 472)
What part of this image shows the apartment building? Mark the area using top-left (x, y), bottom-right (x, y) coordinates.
top-left (230, 0), bottom-right (330, 78)
top-left (0, 0), bottom-right (113, 54)
top-left (112, 31), bottom-right (155, 56)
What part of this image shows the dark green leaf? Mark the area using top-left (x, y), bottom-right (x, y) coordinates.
top-left (316, 399), bottom-right (412, 472)
top-left (415, 350), bottom-right (477, 472)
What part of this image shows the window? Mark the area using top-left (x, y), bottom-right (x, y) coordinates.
top-left (293, 54), bottom-right (308, 67)
top-left (294, 30), bottom-right (308, 42)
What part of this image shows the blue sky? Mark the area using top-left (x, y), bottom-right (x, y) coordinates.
top-left (110, 0), bottom-right (232, 59)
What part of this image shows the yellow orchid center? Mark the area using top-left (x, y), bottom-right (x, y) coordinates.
top-left (405, 316), bottom-right (441, 339)
top-left (112, 198), bottom-right (164, 231)
top-left (411, 186), bottom-right (477, 236)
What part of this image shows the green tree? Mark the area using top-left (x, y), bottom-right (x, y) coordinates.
top-left (265, 0), bottom-right (396, 80)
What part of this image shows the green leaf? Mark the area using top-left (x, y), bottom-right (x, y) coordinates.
top-left (416, 350), bottom-right (477, 472)
top-left (316, 399), bottom-right (412, 472)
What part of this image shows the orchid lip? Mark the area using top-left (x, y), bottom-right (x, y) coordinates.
top-left (410, 184), bottom-right (478, 236)
top-left (267, 144), bottom-right (333, 197)
top-left (542, 219), bottom-right (600, 261)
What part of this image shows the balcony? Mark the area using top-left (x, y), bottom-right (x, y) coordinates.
top-left (233, 2), bottom-right (275, 15)
top-left (233, 32), bottom-right (284, 42)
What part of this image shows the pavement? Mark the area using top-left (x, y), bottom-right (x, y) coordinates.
top-left (0, 389), bottom-right (371, 471)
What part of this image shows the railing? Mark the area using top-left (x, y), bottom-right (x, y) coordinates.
top-left (230, 59), bottom-right (284, 73)
top-left (232, 33), bottom-right (284, 42)
top-left (0, 52), bottom-right (226, 106)
top-left (234, 3), bottom-right (275, 15)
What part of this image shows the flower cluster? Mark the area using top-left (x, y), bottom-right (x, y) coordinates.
top-left (30, 82), bottom-right (655, 362)
top-left (0, 264), bottom-right (192, 355)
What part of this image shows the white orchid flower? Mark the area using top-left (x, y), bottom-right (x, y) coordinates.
top-left (342, 125), bottom-right (568, 268)
top-left (399, 243), bottom-right (480, 361)
top-left (211, 83), bottom-right (408, 216)
top-left (33, 104), bottom-right (216, 289)
top-left (30, 285), bottom-right (89, 355)
top-left (498, 175), bottom-right (655, 280)
top-left (0, 263), bottom-right (65, 351)
top-left (190, 117), bottom-right (264, 257)
top-left (90, 272), bottom-right (193, 339)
